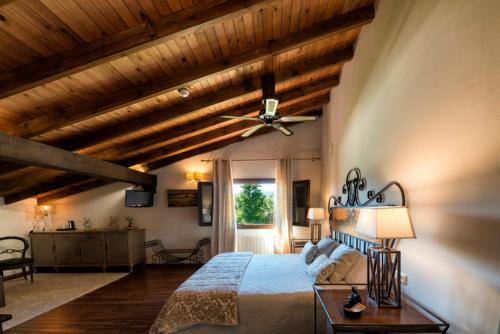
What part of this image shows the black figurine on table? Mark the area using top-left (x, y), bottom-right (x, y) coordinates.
top-left (343, 287), bottom-right (365, 318)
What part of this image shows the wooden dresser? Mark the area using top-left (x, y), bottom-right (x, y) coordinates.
top-left (30, 229), bottom-right (145, 272)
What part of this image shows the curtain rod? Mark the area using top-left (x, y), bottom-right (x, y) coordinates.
top-left (201, 157), bottom-right (321, 162)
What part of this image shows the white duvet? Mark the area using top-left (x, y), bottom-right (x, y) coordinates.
top-left (178, 254), bottom-right (322, 334)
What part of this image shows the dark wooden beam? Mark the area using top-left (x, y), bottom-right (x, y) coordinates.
top-left (0, 131), bottom-right (156, 188)
top-left (36, 178), bottom-right (113, 206)
top-left (116, 95), bottom-right (330, 166)
top-left (0, 74), bottom-right (339, 184)
top-left (14, 5), bottom-right (374, 138)
top-left (54, 48), bottom-right (351, 152)
top-left (3, 175), bottom-right (89, 205)
top-left (144, 109), bottom-right (323, 171)
top-left (35, 110), bottom-right (320, 205)
top-left (0, 0), bottom-right (276, 99)
top-left (91, 77), bottom-right (337, 161)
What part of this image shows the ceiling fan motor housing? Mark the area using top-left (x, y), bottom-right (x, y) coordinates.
top-left (261, 73), bottom-right (276, 99)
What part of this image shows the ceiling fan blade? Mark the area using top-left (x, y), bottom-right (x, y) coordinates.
top-left (264, 98), bottom-right (279, 116)
top-left (278, 115), bottom-right (317, 122)
top-left (242, 124), bottom-right (265, 137)
top-left (220, 115), bottom-right (260, 121)
top-left (273, 124), bottom-right (293, 136)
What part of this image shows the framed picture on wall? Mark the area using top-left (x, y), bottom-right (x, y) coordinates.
top-left (197, 182), bottom-right (213, 226)
top-left (167, 189), bottom-right (198, 207)
top-left (292, 180), bottom-right (310, 226)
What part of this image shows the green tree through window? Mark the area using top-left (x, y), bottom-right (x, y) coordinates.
top-left (235, 184), bottom-right (274, 224)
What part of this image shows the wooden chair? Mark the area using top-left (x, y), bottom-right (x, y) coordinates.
top-left (144, 238), bottom-right (210, 264)
top-left (0, 236), bottom-right (34, 283)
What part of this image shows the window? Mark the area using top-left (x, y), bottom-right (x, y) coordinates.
top-left (233, 179), bottom-right (275, 229)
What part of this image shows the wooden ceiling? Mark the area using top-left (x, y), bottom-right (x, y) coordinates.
top-left (0, 0), bottom-right (375, 204)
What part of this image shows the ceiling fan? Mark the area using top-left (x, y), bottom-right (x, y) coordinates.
top-left (220, 73), bottom-right (317, 137)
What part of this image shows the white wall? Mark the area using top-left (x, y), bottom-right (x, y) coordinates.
top-left (321, 1), bottom-right (500, 333)
top-left (0, 121), bottom-right (322, 261)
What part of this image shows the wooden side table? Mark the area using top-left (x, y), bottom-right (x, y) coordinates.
top-left (290, 239), bottom-right (310, 253)
top-left (313, 285), bottom-right (449, 333)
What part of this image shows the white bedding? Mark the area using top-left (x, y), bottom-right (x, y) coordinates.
top-left (178, 254), bottom-right (324, 334)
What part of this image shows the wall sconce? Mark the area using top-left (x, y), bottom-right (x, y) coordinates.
top-left (186, 172), bottom-right (205, 183)
top-left (35, 205), bottom-right (56, 216)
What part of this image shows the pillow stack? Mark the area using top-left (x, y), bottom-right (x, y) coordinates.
top-left (307, 243), bottom-right (360, 284)
top-left (299, 241), bottom-right (318, 265)
top-left (315, 237), bottom-right (340, 256)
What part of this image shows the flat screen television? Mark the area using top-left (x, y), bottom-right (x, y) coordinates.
top-left (125, 190), bottom-right (154, 207)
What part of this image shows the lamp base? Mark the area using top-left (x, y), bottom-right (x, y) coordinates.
top-left (310, 222), bottom-right (321, 244)
top-left (367, 246), bottom-right (401, 308)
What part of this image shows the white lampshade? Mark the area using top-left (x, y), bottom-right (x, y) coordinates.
top-left (356, 207), bottom-right (416, 239)
top-left (307, 208), bottom-right (325, 220)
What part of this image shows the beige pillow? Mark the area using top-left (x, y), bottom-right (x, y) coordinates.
top-left (344, 252), bottom-right (367, 284)
top-left (307, 254), bottom-right (336, 284)
top-left (328, 244), bottom-right (359, 283)
top-left (300, 241), bottom-right (318, 265)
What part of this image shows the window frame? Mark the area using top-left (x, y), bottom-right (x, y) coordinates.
top-left (233, 178), bottom-right (275, 229)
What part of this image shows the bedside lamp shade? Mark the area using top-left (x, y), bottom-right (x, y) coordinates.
top-left (307, 208), bottom-right (325, 220)
top-left (356, 207), bottom-right (415, 239)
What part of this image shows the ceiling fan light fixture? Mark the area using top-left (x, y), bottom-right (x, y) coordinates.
top-left (264, 98), bottom-right (279, 116)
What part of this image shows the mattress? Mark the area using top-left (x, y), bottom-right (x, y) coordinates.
top-left (178, 254), bottom-right (325, 334)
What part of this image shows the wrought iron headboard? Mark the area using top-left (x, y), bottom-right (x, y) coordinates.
top-left (327, 168), bottom-right (406, 254)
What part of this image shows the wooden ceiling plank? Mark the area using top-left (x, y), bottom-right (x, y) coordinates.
top-left (36, 178), bottom-right (113, 206)
top-left (93, 82), bottom-right (335, 163)
top-left (49, 47), bottom-right (352, 152)
top-left (32, 109), bottom-right (321, 205)
top-left (0, 131), bottom-right (156, 188)
top-left (2, 174), bottom-right (90, 205)
top-left (118, 95), bottom-right (330, 166)
top-left (0, 0), bottom-right (277, 100)
top-left (12, 5), bottom-right (374, 138)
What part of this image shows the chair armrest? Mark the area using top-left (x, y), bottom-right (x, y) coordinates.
top-left (165, 248), bottom-right (196, 254)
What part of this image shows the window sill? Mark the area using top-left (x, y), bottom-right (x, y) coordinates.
top-left (237, 224), bottom-right (274, 230)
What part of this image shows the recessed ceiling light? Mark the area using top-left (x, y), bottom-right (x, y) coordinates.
top-left (178, 87), bottom-right (190, 98)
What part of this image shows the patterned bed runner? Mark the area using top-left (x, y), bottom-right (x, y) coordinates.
top-left (149, 252), bottom-right (253, 334)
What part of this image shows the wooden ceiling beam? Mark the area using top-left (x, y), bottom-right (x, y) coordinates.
top-left (143, 111), bottom-right (320, 171)
top-left (116, 95), bottom-right (329, 167)
top-left (55, 48), bottom-right (352, 152)
top-left (3, 175), bottom-right (89, 205)
top-left (14, 5), bottom-right (374, 138)
top-left (0, 0), bottom-right (277, 99)
top-left (0, 54), bottom-right (345, 178)
top-left (91, 76), bottom-right (337, 162)
top-left (34, 110), bottom-right (321, 205)
top-left (0, 131), bottom-right (156, 188)
top-left (36, 178), bottom-right (113, 206)
top-left (4, 94), bottom-right (329, 204)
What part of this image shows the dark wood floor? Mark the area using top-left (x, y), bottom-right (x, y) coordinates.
top-left (6, 265), bottom-right (199, 334)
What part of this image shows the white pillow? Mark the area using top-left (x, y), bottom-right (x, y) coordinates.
top-left (316, 237), bottom-right (340, 257)
top-left (307, 254), bottom-right (336, 284)
top-left (328, 244), bottom-right (359, 283)
top-left (344, 252), bottom-right (367, 284)
top-left (300, 241), bottom-right (318, 264)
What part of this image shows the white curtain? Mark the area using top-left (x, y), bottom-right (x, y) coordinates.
top-left (274, 158), bottom-right (293, 253)
top-left (211, 159), bottom-right (237, 255)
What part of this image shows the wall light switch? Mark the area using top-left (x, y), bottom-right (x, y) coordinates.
top-left (401, 273), bottom-right (408, 286)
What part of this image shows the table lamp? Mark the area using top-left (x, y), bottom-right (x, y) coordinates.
top-left (307, 208), bottom-right (325, 244)
top-left (356, 206), bottom-right (416, 308)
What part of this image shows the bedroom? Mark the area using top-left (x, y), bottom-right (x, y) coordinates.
top-left (0, 0), bottom-right (498, 333)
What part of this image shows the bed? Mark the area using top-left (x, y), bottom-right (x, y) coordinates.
top-left (150, 247), bottom-right (368, 334)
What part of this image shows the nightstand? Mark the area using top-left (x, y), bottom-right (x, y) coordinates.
top-left (290, 238), bottom-right (310, 253)
top-left (313, 285), bottom-right (449, 333)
